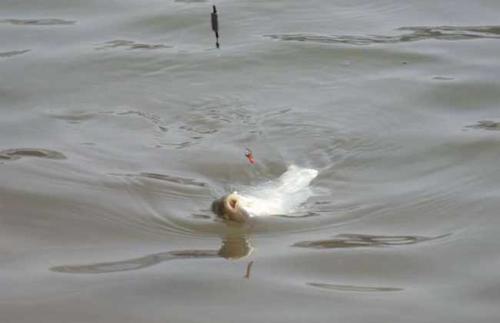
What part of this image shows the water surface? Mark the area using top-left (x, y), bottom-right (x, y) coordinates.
top-left (1, 0), bottom-right (500, 322)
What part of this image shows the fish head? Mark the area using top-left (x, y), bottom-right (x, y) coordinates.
top-left (211, 192), bottom-right (250, 223)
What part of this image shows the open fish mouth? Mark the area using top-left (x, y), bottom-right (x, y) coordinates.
top-left (211, 192), bottom-right (250, 223)
top-left (227, 195), bottom-right (239, 210)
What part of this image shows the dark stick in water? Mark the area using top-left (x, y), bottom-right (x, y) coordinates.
top-left (211, 5), bottom-right (220, 48)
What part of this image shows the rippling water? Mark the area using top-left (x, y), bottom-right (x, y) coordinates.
top-left (1, 0), bottom-right (500, 322)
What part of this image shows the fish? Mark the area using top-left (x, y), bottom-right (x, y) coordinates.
top-left (211, 165), bottom-right (318, 222)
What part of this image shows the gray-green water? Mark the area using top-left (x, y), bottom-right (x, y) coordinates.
top-left (1, 1), bottom-right (500, 322)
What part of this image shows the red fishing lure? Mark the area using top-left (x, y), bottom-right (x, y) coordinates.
top-left (245, 148), bottom-right (255, 164)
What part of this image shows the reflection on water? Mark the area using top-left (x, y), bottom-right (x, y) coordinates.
top-left (293, 233), bottom-right (448, 249)
top-left (51, 236), bottom-right (252, 274)
top-left (266, 25), bottom-right (500, 45)
top-left (0, 148), bottom-right (66, 161)
top-left (218, 236), bottom-right (254, 259)
top-left (308, 282), bottom-right (403, 292)
top-left (244, 261), bottom-right (254, 279)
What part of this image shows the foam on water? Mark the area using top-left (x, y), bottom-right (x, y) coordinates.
top-left (236, 165), bottom-right (318, 217)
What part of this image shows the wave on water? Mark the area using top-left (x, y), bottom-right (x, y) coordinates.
top-left (0, 49), bottom-right (30, 58)
top-left (237, 165), bottom-right (319, 217)
top-left (307, 282), bottom-right (403, 293)
top-left (0, 148), bottom-right (66, 161)
top-left (95, 40), bottom-right (170, 51)
top-left (0, 18), bottom-right (75, 26)
top-left (466, 120), bottom-right (500, 131)
top-left (293, 233), bottom-right (450, 249)
top-left (266, 25), bottom-right (500, 46)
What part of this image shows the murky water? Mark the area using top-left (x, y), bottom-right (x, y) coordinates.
top-left (1, 0), bottom-right (500, 322)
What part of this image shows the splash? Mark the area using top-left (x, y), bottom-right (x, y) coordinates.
top-left (237, 165), bottom-right (318, 217)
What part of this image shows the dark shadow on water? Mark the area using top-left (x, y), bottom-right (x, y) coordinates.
top-left (46, 109), bottom-right (169, 132)
top-left (51, 250), bottom-right (219, 274)
top-left (139, 172), bottom-right (207, 187)
top-left (46, 111), bottom-right (99, 124)
top-left (109, 171), bottom-right (207, 188)
top-left (1, 18), bottom-right (75, 26)
top-left (51, 236), bottom-right (252, 274)
top-left (293, 233), bottom-right (449, 249)
top-left (113, 110), bottom-right (169, 132)
top-left (96, 40), bottom-right (170, 51)
top-left (433, 76), bottom-right (454, 81)
top-left (275, 212), bottom-right (320, 219)
top-left (192, 213), bottom-right (212, 219)
top-left (308, 282), bottom-right (403, 292)
top-left (466, 120), bottom-right (500, 131)
top-left (0, 49), bottom-right (30, 58)
top-left (0, 148), bottom-right (66, 161)
top-left (266, 25), bottom-right (500, 46)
